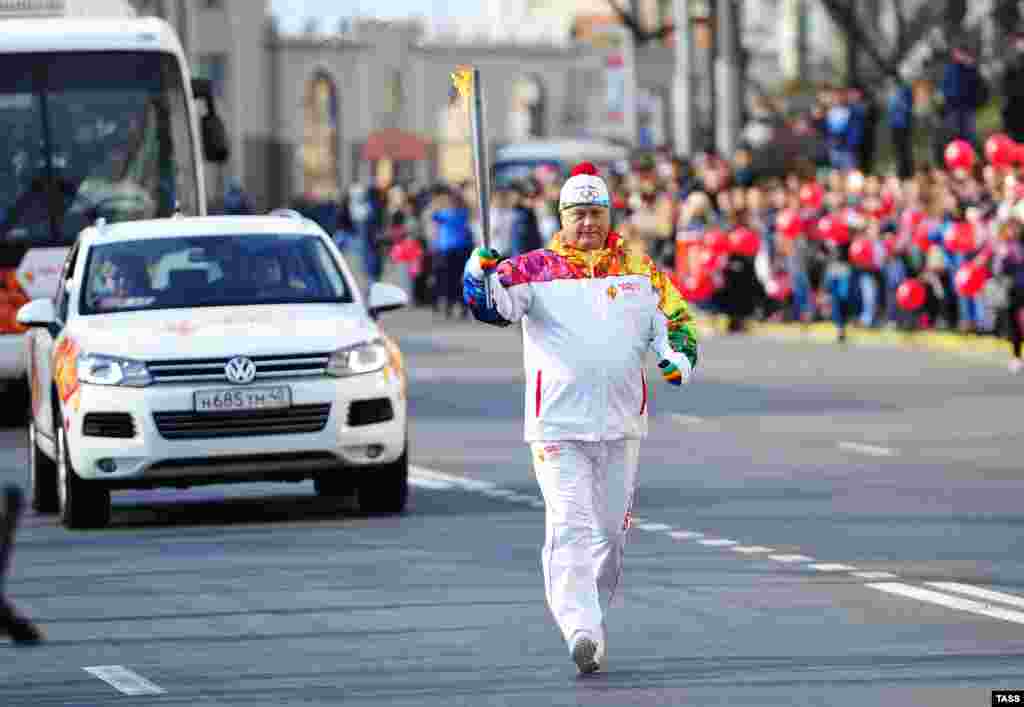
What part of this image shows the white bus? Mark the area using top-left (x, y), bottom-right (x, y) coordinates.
top-left (0, 16), bottom-right (228, 423)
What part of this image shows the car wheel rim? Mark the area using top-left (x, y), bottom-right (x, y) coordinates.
top-left (57, 427), bottom-right (67, 513)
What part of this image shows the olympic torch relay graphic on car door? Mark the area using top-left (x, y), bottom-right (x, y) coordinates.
top-left (52, 337), bottom-right (81, 414)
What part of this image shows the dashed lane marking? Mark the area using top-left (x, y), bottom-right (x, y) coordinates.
top-left (731, 546), bottom-right (775, 554)
top-left (407, 464), bottom-right (1024, 627)
top-left (837, 441), bottom-right (896, 457)
top-left (851, 571), bottom-right (900, 580)
top-left (409, 477), bottom-right (455, 490)
top-left (769, 554), bottom-right (815, 563)
top-left (868, 583), bottom-right (1024, 626)
top-left (668, 531), bottom-right (705, 540)
top-left (926, 582), bottom-right (1024, 610)
top-left (669, 414), bottom-right (705, 425)
top-left (635, 522), bottom-right (673, 532)
top-left (83, 666), bottom-right (166, 696)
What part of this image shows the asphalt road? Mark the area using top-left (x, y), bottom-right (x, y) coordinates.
top-left (2, 308), bottom-right (1024, 706)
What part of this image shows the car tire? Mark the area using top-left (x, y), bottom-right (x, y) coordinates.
top-left (56, 424), bottom-right (111, 530)
top-left (357, 448), bottom-right (408, 515)
top-left (28, 419), bottom-right (58, 514)
top-left (313, 475), bottom-right (354, 498)
top-left (0, 378), bottom-right (29, 428)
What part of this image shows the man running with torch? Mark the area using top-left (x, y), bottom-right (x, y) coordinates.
top-left (452, 68), bottom-right (700, 676)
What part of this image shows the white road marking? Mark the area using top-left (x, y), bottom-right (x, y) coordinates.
top-left (851, 571), bottom-right (900, 580)
top-left (926, 582), bottom-right (1024, 610)
top-left (410, 466), bottom-right (496, 489)
top-left (505, 494), bottom-right (537, 503)
top-left (809, 563), bottom-right (859, 572)
top-left (769, 554), bottom-right (815, 563)
top-left (731, 545), bottom-right (775, 554)
top-left (480, 489), bottom-right (516, 498)
top-left (529, 499), bottom-right (546, 508)
top-left (408, 477), bottom-right (455, 490)
top-left (83, 666), bottom-right (166, 696)
top-left (668, 531), bottom-right (704, 540)
top-left (868, 583), bottom-right (1024, 626)
top-left (670, 414), bottom-right (704, 425)
top-left (837, 441), bottom-right (896, 457)
top-left (698, 538), bottom-right (738, 547)
top-left (635, 522), bottom-right (673, 532)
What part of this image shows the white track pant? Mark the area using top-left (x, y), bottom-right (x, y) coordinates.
top-left (530, 439), bottom-right (641, 654)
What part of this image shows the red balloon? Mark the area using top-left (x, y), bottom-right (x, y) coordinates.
top-left (849, 237), bottom-right (879, 270)
top-left (912, 221), bottom-right (932, 252)
top-left (680, 272), bottom-right (715, 302)
top-left (954, 262), bottom-right (990, 297)
top-left (799, 182), bottom-right (825, 210)
top-left (765, 273), bottom-right (792, 301)
top-left (776, 209), bottom-right (804, 239)
top-left (728, 227), bottom-right (760, 257)
top-left (985, 133), bottom-right (1017, 168)
top-left (896, 279), bottom-right (927, 311)
top-left (944, 139), bottom-right (977, 172)
top-left (817, 214), bottom-right (850, 245)
top-left (696, 248), bottom-right (726, 274)
top-left (703, 228), bottom-right (730, 254)
top-left (944, 221), bottom-right (976, 254)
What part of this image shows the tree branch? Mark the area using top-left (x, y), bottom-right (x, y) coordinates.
top-left (818, 0), bottom-right (902, 79)
top-left (893, 0), bottom-right (908, 58)
top-left (605, 0), bottom-right (674, 44)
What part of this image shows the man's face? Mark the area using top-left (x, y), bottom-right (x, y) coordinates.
top-left (561, 205), bottom-right (610, 250)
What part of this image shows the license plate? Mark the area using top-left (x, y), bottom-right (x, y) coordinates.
top-left (193, 386), bottom-right (291, 412)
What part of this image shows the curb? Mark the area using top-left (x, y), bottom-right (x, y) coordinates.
top-left (695, 315), bottom-right (1013, 363)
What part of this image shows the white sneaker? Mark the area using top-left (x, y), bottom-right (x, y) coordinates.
top-left (1010, 358), bottom-right (1023, 375)
top-left (571, 635), bottom-right (604, 675)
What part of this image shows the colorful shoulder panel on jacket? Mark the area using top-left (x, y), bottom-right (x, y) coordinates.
top-left (497, 249), bottom-right (584, 288)
top-left (647, 260), bottom-right (699, 370)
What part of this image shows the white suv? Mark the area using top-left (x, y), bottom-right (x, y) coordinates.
top-left (17, 212), bottom-right (410, 529)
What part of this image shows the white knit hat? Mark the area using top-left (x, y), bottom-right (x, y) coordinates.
top-left (559, 162), bottom-right (611, 211)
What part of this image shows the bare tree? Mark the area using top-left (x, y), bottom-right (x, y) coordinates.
top-left (604, 0), bottom-right (675, 45)
top-left (816, 0), bottom-right (967, 82)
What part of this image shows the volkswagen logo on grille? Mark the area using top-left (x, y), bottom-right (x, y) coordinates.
top-left (224, 356), bottom-right (256, 385)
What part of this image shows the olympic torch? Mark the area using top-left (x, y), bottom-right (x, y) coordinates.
top-left (450, 65), bottom-right (493, 309)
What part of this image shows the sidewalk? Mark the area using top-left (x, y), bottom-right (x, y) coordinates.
top-left (695, 314), bottom-right (1013, 364)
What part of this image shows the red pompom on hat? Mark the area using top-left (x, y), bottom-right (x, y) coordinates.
top-left (569, 161), bottom-right (600, 177)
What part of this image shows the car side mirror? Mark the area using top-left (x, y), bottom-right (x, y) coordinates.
top-left (17, 298), bottom-right (57, 335)
top-left (192, 78), bottom-right (230, 164)
top-left (367, 283), bottom-right (408, 318)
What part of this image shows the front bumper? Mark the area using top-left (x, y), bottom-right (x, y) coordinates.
top-left (64, 370), bottom-right (406, 487)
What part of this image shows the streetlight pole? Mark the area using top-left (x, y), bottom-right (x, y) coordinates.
top-left (673, 0), bottom-right (694, 156)
top-left (714, 0), bottom-right (741, 159)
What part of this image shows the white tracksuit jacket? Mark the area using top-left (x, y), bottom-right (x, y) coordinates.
top-left (464, 232), bottom-right (699, 441)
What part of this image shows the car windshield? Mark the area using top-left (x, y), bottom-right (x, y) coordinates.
top-left (0, 51), bottom-right (198, 248)
top-left (79, 233), bottom-right (353, 314)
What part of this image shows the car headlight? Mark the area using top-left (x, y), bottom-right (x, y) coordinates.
top-left (326, 340), bottom-right (388, 377)
top-left (77, 353), bottom-right (152, 387)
